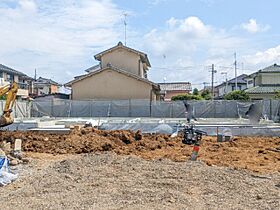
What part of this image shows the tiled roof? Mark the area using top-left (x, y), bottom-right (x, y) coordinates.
top-left (85, 64), bottom-right (101, 73)
top-left (65, 65), bottom-right (159, 89)
top-left (0, 64), bottom-right (26, 76)
top-left (227, 74), bottom-right (248, 84)
top-left (94, 42), bottom-right (151, 67)
top-left (34, 77), bottom-right (61, 86)
top-left (245, 85), bottom-right (280, 94)
top-left (158, 82), bottom-right (192, 91)
top-left (259, 63), bottom-right (280, 72)
top-left (216, 74), bottom-right (247, 88)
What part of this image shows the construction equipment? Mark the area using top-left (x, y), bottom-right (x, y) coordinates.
top-left (181, 124), bottom-right (207, 145)
top-left (0, 82), bottom-right (18, 127)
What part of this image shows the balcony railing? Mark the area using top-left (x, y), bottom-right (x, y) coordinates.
top-left (17, 82), bottom-right (28, 90)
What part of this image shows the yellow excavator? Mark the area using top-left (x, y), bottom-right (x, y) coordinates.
top-left (0, 82), bottom-right (18, 127)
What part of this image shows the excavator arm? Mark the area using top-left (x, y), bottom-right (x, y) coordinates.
top-left (0, 82), bottom-right (18, 127)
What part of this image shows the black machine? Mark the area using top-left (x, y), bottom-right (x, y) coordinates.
top-left (181, 124), bottom-right (207, 145)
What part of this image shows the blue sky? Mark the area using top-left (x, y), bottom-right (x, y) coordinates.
top-left (0, 0), bottom-right (280, 89)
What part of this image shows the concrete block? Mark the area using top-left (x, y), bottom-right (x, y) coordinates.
top-left (74, 125), bottom-right (82, 130)
top-left (14, 139), bottom-right (22, 152)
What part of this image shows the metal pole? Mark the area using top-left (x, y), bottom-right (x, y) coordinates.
top-left (211, 64), bottom-right (216, 99)
top-left (234, 52), bottom-right (237, 90)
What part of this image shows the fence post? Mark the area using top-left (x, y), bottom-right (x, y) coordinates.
top-left (51, 99), bottom-right (54, 117)
top-left (128, 99), bottom-right (131, 117)
top-left (107, 101), bottom-right (111, 117)
top-left (149, 99), bottom-right (152, 117)
top-left (214, 100), bottom-right (216, 118)
top-left (269, 99), bottom-right (272, 120)
top-left (14, 100), bottom-right (17, 118)
top-left (171, 102), bottom-right (174, 118)
top-left (89, 100), bottom-right (92, 117)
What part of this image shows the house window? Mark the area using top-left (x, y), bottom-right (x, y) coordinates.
top-left (7, 74), bottom-right (13, 82)
top-left (0, 72), bottom-right (3, 78)
top-left (232, 85), bottom-right (242, 91)
top-left (248, 80), bottom-right (253, 84)
top-left (144, 70), bottom-right (147, 79)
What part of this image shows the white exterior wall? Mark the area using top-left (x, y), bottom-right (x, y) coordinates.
top-left (261, 73), bottom-right (280, 85)
top-left (218, 83), bottom-right (247, 97)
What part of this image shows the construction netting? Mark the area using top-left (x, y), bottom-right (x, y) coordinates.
top-left (30, 99), bottom-right (280, 122)
top-left (0, 100), bottom-right (31, 118)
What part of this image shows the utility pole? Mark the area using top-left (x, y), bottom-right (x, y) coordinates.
top-left (210, 64), bottom-right (217, 99)
top-left (221, 72), bottom-right (228, 95)
top-left (234, 52), bottom-right (237, 90)
top-left (34, 69), bottom-right (37, 80)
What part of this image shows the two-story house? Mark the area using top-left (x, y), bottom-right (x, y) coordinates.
top-left (65, 42), bottom-right (160, 100)
top-left (244, 64), bottom-right (280, 99)
top-left (215, 74), bottom-right (248, 98)
top-left (33, 77), bottom-right (61, 96)
top-left (0, 64), bottom-right (33, 97)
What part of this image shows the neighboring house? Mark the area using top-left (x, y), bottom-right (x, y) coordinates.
top-left (0, 64), bottom-right (33, 97)
top-left (200, 85), bottom-right (219, 98)
top-left (65, 42), bottom-right (160, 101)
top-left (215, 74), bottom-right (248, 98)
top-left (245, 64), bottom-right (280, 99)
top-left (158, 82), bottom-right (192, 101)
top-left (33, 77), bottom-right (61, 96)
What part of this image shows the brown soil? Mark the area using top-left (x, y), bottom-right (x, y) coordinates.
top-left (0, 128), bottom-right (280, 174)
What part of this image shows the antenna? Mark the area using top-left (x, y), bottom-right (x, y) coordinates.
top-left (123, 13), bottom-right (128, 46)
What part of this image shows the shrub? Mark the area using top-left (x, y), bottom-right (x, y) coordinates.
top-left (223, 90), bottom-right (250, 101)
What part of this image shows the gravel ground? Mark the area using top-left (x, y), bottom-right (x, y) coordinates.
top-left (1, 153), bottom-right (279, 210)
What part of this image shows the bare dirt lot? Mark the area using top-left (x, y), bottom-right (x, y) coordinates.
top-left (0, 153), bottom-right (279, 210)
top-left (0, 129), bottom-right (280, 209)
top-left (1, 128), bottom-right (280, 173)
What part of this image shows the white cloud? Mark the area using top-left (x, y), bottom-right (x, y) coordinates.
top-left (241, 19), bottom-right (270, 33)
top-left (144, 16), bottom-right (212, 57)
top-left (243, 45), bottom-right (280, 65)
top-left (19, 0), bottom-right (37, 12)
top-left (0, 0), bottom-right (123, 82)
top-left (143, 16), bottom-right (245, 84)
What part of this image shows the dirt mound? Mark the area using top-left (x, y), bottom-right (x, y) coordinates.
top-left (0, 128), bottom-right (279, 173)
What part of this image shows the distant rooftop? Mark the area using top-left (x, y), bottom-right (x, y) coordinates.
top-left (85, 64), bottom-right (101, 73)
top-left (94, 42), bottom-right (151, 68)
top-left (0, 64), bottom-right (26, 76)
top-left (216, 74), bottom-right (247, 87)
top-left (259, 63), bottom-right (280, 73)
top-left (34, 77), bottom-right (61, 86)
top-left (158, 82), bottom-right (192, 91)
top-left (245, 85), bottom-right (280, 94)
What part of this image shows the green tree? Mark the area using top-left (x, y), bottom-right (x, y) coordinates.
top-left (200, 89), bottom-right (212, 100)
top-left (224, 90), bottom-right (250, 101)
top-left (192, 88), bottom-right (199, 95)
top-left (171, 94), bottom-right (203, 101)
